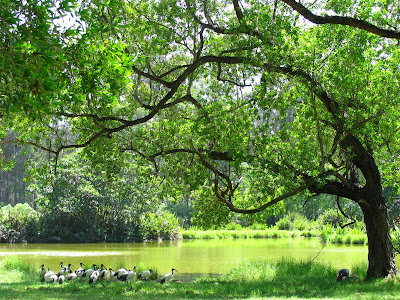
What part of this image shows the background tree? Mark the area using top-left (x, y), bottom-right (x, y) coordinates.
top-left (1, 0), bottom-right (399, 278)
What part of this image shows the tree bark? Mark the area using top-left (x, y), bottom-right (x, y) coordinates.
top-left (341, 135), bottom-right (397, 278)
top-left (360, 197), bottom-right (397, 278)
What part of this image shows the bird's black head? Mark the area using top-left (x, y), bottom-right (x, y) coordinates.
top-left (149, 269), bottom-right (153, 273)
top-left (172, 268), bottom-right (178, 273)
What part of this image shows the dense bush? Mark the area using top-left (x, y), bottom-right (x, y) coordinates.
top-left (0, 203), bottom-right (39, 243)
top-left (140, 211), bottom-right (180, 241)
top-left (275, 213), bottom-right (310, 231)
top-left (22, 151), bottom-right (181, 243)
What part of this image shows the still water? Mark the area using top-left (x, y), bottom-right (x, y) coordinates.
top-left (0, 238), bottom-right (373, 280)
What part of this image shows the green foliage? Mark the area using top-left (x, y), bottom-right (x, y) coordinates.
top-left (392, 220), bottom-right (400, 255)
top-left (0, 0), bottom-right (399, 278)
top-left (0, 256), bottom-right (36, 282)
top-left (3, 257), bottom-right (400, 299)
top-left (275, 212), bottom-right (310, 231)
top-left (140, 211), bottom-right (180, 241)
top-left (166, 199), bottom-right (193, 229)
top-left (181, 229), bottom-right (292, 239)
top-left (26, 151), bottom-right (180, 242)
top-left (0, 203), bottom-right (38, 243)
top-left (191, 187), bottom-right (233, 229)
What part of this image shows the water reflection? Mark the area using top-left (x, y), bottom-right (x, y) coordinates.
top-left (0, 238), bottom-right (372, 279)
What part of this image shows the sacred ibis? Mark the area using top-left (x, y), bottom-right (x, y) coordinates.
top-left (138, 269), bottom-right (153, 280)
top-left (118, 266), bottom-right (136, 282)
top-left (160, 268), bottom-right (178, 284)
top-left (336, 269), bottom-right (359, 281)
top-left (89, 270), bottom-right (100, 285)
top-left (82, 264), bottom-right (98, 278)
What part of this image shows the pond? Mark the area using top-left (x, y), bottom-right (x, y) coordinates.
top-left (0, 238), bottom-right (383, 281)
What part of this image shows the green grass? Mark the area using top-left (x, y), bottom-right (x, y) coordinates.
top-left (1, 256), bottom-right (400, 299)
top-left (181, 229), bottom-right (367, 245)
top-left (321, 233), bottom-right (368, 245)
top-left (181, 229), bottom-right (293, 240)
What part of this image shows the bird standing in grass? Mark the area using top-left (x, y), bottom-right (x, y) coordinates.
top-left (58, 274), bottom-right (65, 284)
top-left (336, 269), bottom-right (359, 281)
top-left (68, 271), bottom-right (77, 281)
top-left (39, 264), bottom-right (46, 278)
top-left (89, 270), bottom-right (100, 285)
top-left (138, 269), bottom-right (153, 280)
top-left (109, 268), bottom-right (118, 281)
top-left (118, 266), bottom-right (136, 282)
top-left (49, 274), bottom-right (58, 283)
top-left (83, 264), bottom-right (98, 278)
top-left (78, 263), bottom-right (85, 273)
top-left (160, 268), bottom-right (178, 284)
top-left (43, 269), bottom-right (55, 282)
top-left (99, 265), bottom-right (108, 280)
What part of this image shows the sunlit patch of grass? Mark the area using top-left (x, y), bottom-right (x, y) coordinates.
top-left (135, 262), bottom-right (159, 280)
top-left (180, 229), bottom-right (293, 240)
top-left (0, 256), bottom-right (37, 283)
top-left (1, 258), bottom-right (399, 299)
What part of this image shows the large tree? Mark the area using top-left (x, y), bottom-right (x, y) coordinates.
top-left (1, 0), bottom-right (400, 278)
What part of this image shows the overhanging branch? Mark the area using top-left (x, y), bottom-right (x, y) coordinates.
top-left (280, 0), bottom-right (400, 39)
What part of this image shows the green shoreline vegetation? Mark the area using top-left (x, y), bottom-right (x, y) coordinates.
top-left (181, 228), bottom-right (368, 245)
top-left (1, 256), bottom-right (399, 300)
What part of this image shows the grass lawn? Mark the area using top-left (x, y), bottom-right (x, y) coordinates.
top-left (1, 256), bottom-right (399, 299)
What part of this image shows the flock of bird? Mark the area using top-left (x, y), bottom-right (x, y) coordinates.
top-left (40, 263), bottom-right (356, 285)
top-left (40, 262), bottom-right (178, 286)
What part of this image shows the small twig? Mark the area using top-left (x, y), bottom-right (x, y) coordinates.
top-left (305, 244), bottom-right (326, 265)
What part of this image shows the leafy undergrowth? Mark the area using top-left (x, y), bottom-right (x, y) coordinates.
top-left (1, 256), bottom-right (399, 299)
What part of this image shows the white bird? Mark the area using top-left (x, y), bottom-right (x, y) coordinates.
top-left (77, 262), bottom-right (86, 273)
top-left (58, 262), bottom-right (72, 276)
top-left (43, 269), bottom-right (55, 282)
top-left (160, 268), bottom-right (178, 284)
top-left (57, 262), bottom-right (64, 276)
top-left (115, 267), bottom-right (128, 277)
top-left (39, 264), bottom-right (46, 278)
top-left (82, 264), bottom-right (98, 278)
top-left (49, 274), bottom-right (58, 283)
top-left (99, 264), bottom-right (108, 280)
top-left (58, 274), bottom-right (65, 284)
top-left (118, 266), bottom-right (136, 282)
top-left (89, 270), bottom-right (100, 285)
top-left (77, 269), bottom-right (85, 279)
top-left (138, 269), bottom-right (153, 280)
top-left (68, 271), bottom-right (77, 281)
top-left (109, 268), bottom-right (118, 281)
top-left (336, 268), bottom-right (359, 281)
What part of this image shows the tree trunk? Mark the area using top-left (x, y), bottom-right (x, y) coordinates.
top-left (360, 196), bottom-right (397, 279)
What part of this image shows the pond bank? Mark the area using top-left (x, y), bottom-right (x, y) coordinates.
top-left (180, 229), bottom-right (367, 245)
top-left (1, 256), bottom-right (399, 300)
top-left (0, 238), bottom-right (369, 275)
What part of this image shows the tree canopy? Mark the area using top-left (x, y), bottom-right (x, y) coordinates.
top-left (1, 0), bottom-right (400, 278)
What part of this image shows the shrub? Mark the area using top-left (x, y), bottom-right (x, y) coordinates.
top-left (0, 256), bottom-right (36, 282)
top-left (224, 222), bottom-right (243, 230)
top-left (276, 213), bottom-right (310, 231)
top-left (0, 203), bottom-right (39, 243)
top-left (140, 211), bottom-right (180, 241)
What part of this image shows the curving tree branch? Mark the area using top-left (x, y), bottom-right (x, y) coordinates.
top-left (280, 0), bottom-right (400, 39)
